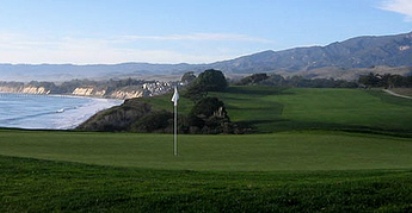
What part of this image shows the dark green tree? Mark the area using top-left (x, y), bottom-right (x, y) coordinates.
top-left (237, 73), bottom-right (269, 85)
top-left (184, 69), bottom-right (228, 101)
top-left (196, 69), bottom-right (228, 92)
top-left (184, 82), bottom-right (208, 102)
top-left (358, 72), bottom-right (380, 88)
top-left (190, 97), bottom-right (227, 119)
top-left (188, 97), bottom-right (231, 133)
top-left (181, 71), bottom-right (197, 84)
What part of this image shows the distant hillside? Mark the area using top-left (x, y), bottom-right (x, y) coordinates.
top-left (1, 31), bottom-right (411, 82)
top-left (0, 63), bottom-right (194, 82)
top-left (209, 31), bottom-right (412, 73)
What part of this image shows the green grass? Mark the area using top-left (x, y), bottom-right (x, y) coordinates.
top-left (1, 155), bottom-right (412, 212)
top-left (141, 87), bottom-right (412, 135)
top-left (213, 87), bottom-right (412, 134)
top-left (1, 86), bottom-right (412, 211)
top-left (0, 130), bottom-right (411, 171)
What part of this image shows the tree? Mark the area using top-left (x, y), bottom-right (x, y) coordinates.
top-left (196, 69), bottom-right (228, 92)
top-left (181, 71), bottom-right (197, 84)
top-left (184, 69), bottom-right (228, 101)
top-left (260, 74), bottom-right (286, 86)
top-left (189, 97), bottom-right (227, 119)
top-left (237, 73), bottom-right (269, 85)
top-left (184, 82), bottom-right (208, 102)
top-left (358, 72), bottom-right (379, 88)
top-left (388, 75), bottom-right (404, 88)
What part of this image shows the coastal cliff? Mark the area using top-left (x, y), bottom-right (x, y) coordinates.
top-left (0, 85), bottom-right (146, 99)
top-left (70, 87), bottom-right (146, 99)
top-left (0, 86), bottom-right (50, 94)
top-left (108, 88), bottom-right (145, 99)
top-left (72, 87), bottom-right (107, 97)
top-left (0, 80), bottom-right (175, 99)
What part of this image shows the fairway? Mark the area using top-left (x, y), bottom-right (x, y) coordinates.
top-left (143, 87), bottom-right (412, 134)
top-left (0, 130), bottom-right (411, 171)
top-left (215, 87), bottom-right (412, 134)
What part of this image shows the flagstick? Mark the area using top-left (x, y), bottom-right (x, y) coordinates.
top-left (173, 102), bottom-right (178, 156)
top-left (171, 87), bottom-right (179, 156)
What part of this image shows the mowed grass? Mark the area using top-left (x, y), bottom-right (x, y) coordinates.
top-left (141, 87), bottom-right (412, 134)
top-left (0, 130), bottom-right (411, 171)
top-left (1, 155), bottom-right (412, 212)
top-left (211, 87), bottom-right (412, 134)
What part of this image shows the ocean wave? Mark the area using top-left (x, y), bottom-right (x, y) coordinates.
top-left (0, 94), bottom-right (122, 129)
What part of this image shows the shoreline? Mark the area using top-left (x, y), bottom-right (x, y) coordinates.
top-left (0, 93), bottom-right (123, 130)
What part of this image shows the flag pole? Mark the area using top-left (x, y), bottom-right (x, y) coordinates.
top-left (171, 87), bottom-right (179, 156)
top-left (174, 102), bottom-right (178, 156)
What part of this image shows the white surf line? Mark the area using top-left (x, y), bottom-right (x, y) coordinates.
top-left (383, 89), bottom-right (412, 100)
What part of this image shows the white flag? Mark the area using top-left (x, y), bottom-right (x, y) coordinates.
top-left (171, 87), bottom-right (179, 106)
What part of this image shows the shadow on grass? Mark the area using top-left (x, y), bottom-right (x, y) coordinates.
top-left (225, 86), bottom-right (294, 96)
top-left (234, 119), bottom-right (412, 137)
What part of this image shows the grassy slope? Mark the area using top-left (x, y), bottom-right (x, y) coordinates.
top-left (1, 156), bottom-right (412, 212)
top-left (217, 87), bottom-right (412, 134)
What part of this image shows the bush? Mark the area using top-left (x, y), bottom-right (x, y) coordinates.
top-left (187, 97), bottom-right (231, 134)
top-left (132, 110), bottom-right (173, 133)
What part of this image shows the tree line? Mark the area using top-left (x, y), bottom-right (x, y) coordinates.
top-left (358, 73), bottom-right (412, 88)
top-left (235, 73), bottom-right (359, 88)
top-left (235, 73), bottom-right (412, 88)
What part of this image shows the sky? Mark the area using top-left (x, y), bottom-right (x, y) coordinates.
top-left (0, 0), bottom-right (411, 65)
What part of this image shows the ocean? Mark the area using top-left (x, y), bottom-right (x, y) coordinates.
top-left (0, 93), bottom-right (123, 130)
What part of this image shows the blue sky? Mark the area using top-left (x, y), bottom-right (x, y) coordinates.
top-left (0, 0), bottom-right (411, 64)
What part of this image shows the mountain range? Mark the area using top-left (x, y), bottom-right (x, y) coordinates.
top-left (1, 31), bottom-right (411, 82)
top-left (209, 31), bottom-right (412, 73)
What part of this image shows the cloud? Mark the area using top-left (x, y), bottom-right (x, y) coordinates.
top-left (0, 33), bottom-right (243, 64)
top-left (379, 0), bottom-right (412, 21)
top-left (119, 33), bottom-right (273, 43)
